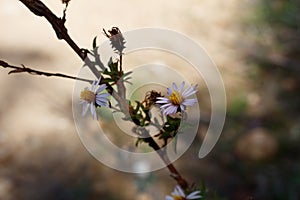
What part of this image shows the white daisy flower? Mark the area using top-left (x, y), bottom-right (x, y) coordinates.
top-left (166, 185), bottom-right (202, 200)
top-left (156, 81), bottom-right (198, 115)
top-left (80, 77), bottom-right (110, 120)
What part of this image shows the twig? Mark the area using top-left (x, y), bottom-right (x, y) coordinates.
top-left (19, 0), bottom-right (99, 77)
top-left (143, 135), bottom-right (189, 190)
top-left (18, 0), bottom-right (129, 112)
top-left (0, 60), bottom-right (92, 83)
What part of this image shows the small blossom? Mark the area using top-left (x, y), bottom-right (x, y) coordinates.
top-left (80, 77), bottom-right (110, 120)
top-left (166, 186), bottom-right (202, 200)
top-left (156, 82), bottom-right (198, 115)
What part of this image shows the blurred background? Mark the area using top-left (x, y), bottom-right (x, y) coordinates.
top-left (0, 0), bottom-right (299, 199)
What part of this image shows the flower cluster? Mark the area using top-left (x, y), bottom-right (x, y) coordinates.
top-left (79, 77), bottom-right (110, 120)
top-left (156, 81), bottom-right (198, 116)
top-left (78, 57), bottom-right (201, 197)
top-left (166, 185), bottom-right (202, 200)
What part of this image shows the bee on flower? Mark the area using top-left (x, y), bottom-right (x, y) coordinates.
top-left (79, 77), bottom-right (110, 120)
top-left (166, 185), bottom-right (202, 200)
top-left (156, 81), bottom-right (198, 116)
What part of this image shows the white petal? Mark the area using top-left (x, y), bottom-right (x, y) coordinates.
top-left (91, 103), bottom-right (98, 120)
top-left (175, 186), bottom-right (185, 197)
top-left (180, 104), bottom-right (185, 111)
top-left (96, 99), bottom-right (108, 107)
top-left (161, 103), bottom-right (173, 108)
top-left (96, 77), bottom-right (101, 86)
top-left (163, 106), bottom-right (172, 115)
top-left (178, 81), bottom-right (185, 92)
top-left (165, 195), bottom-right (174, 200)
top-left (97, 93), bottom-right (110, 99)
top-left (156, 97), bottom-right (170, 104)
top-left (185, 89), bottom-right (198, 98)
top-left (164, 105), bottom-right (178, 115)
top-left (189, 191), bottom-right (201, 196)
top-left (182, 98), bottom-right (197, 106)
top-left (82, 102), bottom-right (89, 116)
top-left (90, 102), bottom-right (95, 115)
top-left (157, 97), bottom-right (169, 100)
top-left (167, 88), bottom-right (172, 96)
top-left (171, 185), bottom-right (180, 196)
top-left (96, 95), bottom-right (108, 104)
top-left (91, 80), bottom-right (96, 91)
top-left (163, 108), bottom-right (171, 115)
top-left (187, 191), bottom-right (201, 199)
top-left (96, 93), bottom-right (110, 107)
top-left (172, 82), bottom-right (178, 91)
top-left (182, 86), bottom-right (197, 98)
top-left (156, 100), bottom-right (169, 104)
top-left (187, 194), bottom-right (202, 199)
top-left (171, 190), bottom-right (180, 196)
top-left (171, 106), bottom-right (179, 114)
top-left (96, 84), bottom-right (107, 93)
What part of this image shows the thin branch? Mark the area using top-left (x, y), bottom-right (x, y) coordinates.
top-left (19, 0), bottom-right (99, 78)
top-left (119, 54), bottom-right (123, 73)
top-left (19, 0), bottom-right (83, 58)
top-left (62, 2), bottom-right (69, 23)
top-left (0, 60), bottom-right (93, 83)
top-left (143, 135), bottom-right (189, 190)
top-left (18, 0), bottom-right (128, 112)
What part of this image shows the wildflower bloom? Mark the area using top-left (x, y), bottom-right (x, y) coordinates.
top-left (156, 82), bottom-right (198, 115)
top-left (165, 185), bottom-right (202, 200)
top-left (80, 77), bottom-right (110, 120)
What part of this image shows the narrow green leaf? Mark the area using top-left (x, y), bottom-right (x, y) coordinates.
top-left (92, 36), bottom-right (97, 49)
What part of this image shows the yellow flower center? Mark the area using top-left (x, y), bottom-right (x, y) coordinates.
top-left (170, 91), bottom-right (183, 105)
top-left (173, 195), bottom-right (186, 200)
top-left (80, 89), bottom-right (95, 103)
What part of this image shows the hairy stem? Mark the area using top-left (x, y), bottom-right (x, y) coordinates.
top-left (116, 54), bottom-right (126, 99)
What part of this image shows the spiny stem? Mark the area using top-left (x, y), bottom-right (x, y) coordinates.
top-left (117, 54), bottom-right (126, 99)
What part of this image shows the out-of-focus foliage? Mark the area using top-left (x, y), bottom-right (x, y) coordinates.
top-left (203, 0), bottom-right (300, 199)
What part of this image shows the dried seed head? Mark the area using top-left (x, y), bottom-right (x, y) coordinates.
top-left (61, 0), bottom-right (71, 4)
top-left (144, 90), bottom-right (162, 108)
top-left (103, 27), bottom-right (126, 54)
